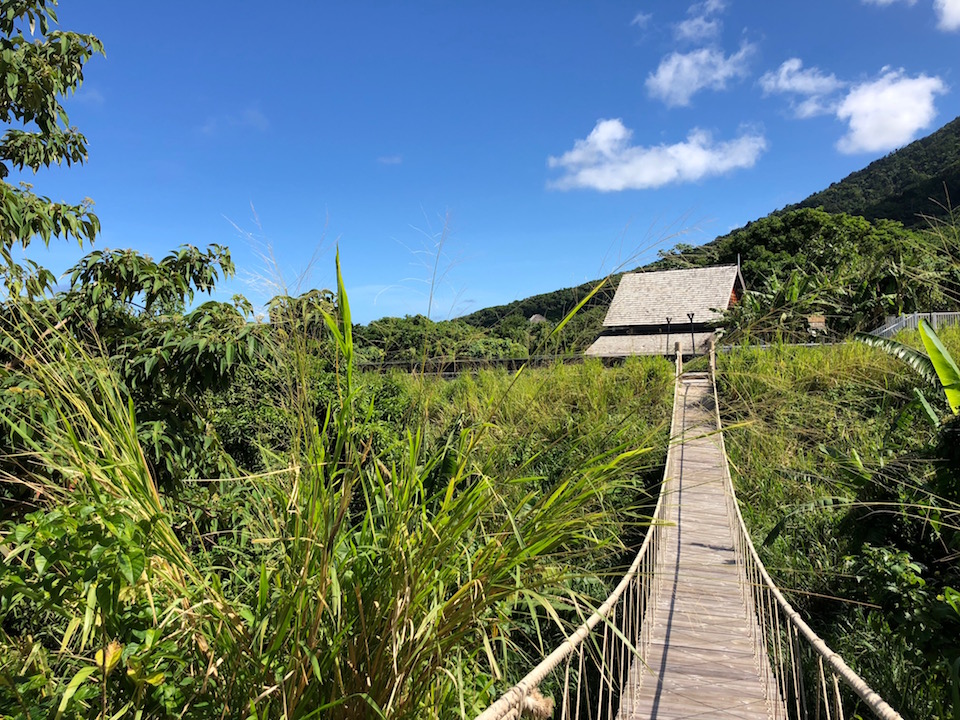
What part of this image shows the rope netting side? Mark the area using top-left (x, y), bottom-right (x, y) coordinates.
top-left (710, 347), bottom-right (904, 720)
top-left (473, 351), bottom-right (685, 720)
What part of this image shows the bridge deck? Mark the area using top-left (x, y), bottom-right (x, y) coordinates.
top-left (620, 372), bottom-right (783, 719)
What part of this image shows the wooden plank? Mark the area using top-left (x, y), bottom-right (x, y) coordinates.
top-left (619, 374), bottom-right (785, 720)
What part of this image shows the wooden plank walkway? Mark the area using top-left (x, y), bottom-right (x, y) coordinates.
top-left (620, 372), bottom-right (784, 719)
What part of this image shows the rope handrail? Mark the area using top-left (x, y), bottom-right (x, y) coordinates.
top-left (709, 344), bottom-right (904, 720)
top-left (473, 349), bottom-right (684, 720)
top-left (474, 342), bottom-right (904, 720)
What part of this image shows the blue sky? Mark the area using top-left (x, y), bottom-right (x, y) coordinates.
top-left (19, 0), bottom-right (960, 322)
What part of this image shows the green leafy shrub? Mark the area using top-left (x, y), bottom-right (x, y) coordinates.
top-left (1, 260), bottom-right (673, 719)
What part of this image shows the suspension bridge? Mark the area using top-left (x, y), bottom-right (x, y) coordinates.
top-left (476, 348), bottom-right (903, 720)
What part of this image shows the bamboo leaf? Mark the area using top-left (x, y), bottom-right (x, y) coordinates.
top-left (257, 561), bottom-right (268, 615)
top-left (107, 702), bottom-right (132, 720)
top-left (60, 617), bottom-right (81, 654)
top-left (552, 278), bottom-right (605, 337)
top-left (914, 388), bottom-right (941, 429)
top-left (54, 665), bottom-right (97, 720)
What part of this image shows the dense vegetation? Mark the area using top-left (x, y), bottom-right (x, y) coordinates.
top-left (718, 331), bottom-right (960, 718)
top-left (0, 5), bottom-right (671, 716)
top-left (352, 299), bottom-right (610, 365)
top-left (0, 288), bottom-right (673, 717)
top-left (2, 2), bottom-right (960, 718)
top-left (658, 207), bottom-right (960, 337)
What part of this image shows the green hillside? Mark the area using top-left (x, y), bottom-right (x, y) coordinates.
top-left (459, 277), bottom-right (614, 326)
top-left (456, 115), bottom-right (960, 340)
top-left (793, 115), bottom-right (960, 228)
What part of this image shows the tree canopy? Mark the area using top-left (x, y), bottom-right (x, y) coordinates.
top-left (0, 0), bottom-right (103, 295)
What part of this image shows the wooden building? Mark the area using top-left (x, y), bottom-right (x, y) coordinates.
top-left (586, 264), bottom-right (745, 357)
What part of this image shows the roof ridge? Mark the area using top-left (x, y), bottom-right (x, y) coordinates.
top-left (601, 264), bottom-right (741, 328)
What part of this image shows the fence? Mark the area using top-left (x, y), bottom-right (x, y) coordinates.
top-left (869, 311), bottom-right (960, 338)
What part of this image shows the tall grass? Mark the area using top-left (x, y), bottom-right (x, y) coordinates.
top-left (0, 260), bottom-right (672, 718)
top-left (717, 331), bottom-right (960, 718)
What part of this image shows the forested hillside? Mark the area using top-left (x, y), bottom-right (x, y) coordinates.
top-left (654, 208), bottom-right (960, 336)
top-left (794, 115), bottom-right (960, 228)
top-left (444, 115), bottom-right (960, 346)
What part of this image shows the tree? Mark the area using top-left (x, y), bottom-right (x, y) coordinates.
top-left (58, 245), bottom-right (262, 485)
top-left (0, 6), bottom-right (266, 490)
top-left (0, 0), bottom-right (104, 295)
top-left (699, 208), bottom-right (957, 334)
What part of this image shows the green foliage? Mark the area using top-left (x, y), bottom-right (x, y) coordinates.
top-left (353, 285), bottom-right (610, 363)
top-left (855, 331), bottom-right (940, 386)
top-left (458, 280), bottom-right (616, 337)
top-left (1, 500), bottom-right (187, 719)
top-left (354, 313), bottom-right (529, 364)
top-left (856, 318), bottom-right (960, 416)
top-left (668, 207), bottom-right (960, 339)
top-left (1, 258), bottom-right (674, 719)
top-left (267, 287), bottom-right (335, 341)
top-left (919, 319), bottom-right (960, 414)
top-left (720, 209), bottom-right (954, 331)
top-left (721, 269), bottom-right (836, 341)
top-left (717, 334), bottom-right (960, 718)
top-left (0, 245), bottom-right (262, 494)
top-left (0, 0), bottom-right (104, 295)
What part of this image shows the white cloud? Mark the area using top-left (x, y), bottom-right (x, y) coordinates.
top-left (674, 0), bottom-right (726, 41)
top-left (547, 119), bottom-right (767, 191)
top-left (836, 69), bottom-right (947, 153)
top-left (631, 11), bottom-right (652, 27)
top-left (760, 58), bottom-right (843, 96)
top-left (793, 96), bottom-right (837, 119)
top-left (759, 58), bottom-right (845, 117)
top-left (646, 44), bottom-right (754, 106)
top-left (74, 87), bottom-right (106, 106)
top-left (200, 106), bottom-right (269, 136)
top-left (865, 0), bottom-right (959, 30)
top-left (377, 155), bottom-right (403, 165)
top-left (695, 0), bottom-right (726, 14)
top-left (935, 0), bottom-right (960, 29)
top-left (675, 16), bottom-right (721, 41)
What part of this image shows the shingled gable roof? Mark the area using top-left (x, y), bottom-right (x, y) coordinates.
top-left (602, 265), bottom-right (743, 328)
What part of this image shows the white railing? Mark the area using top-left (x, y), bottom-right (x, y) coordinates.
top-left (870, 311), bottom-right (960, 338)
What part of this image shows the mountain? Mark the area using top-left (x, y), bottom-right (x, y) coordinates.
top-left (459, 278), bottom-right (614, 327)
top-left (792, 115), bottom-right (960, 228)
top-left (461, 115), bottom-right (960, 330)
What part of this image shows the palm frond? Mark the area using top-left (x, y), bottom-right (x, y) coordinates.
top-left (853, 331), bottom-right (939, 387)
